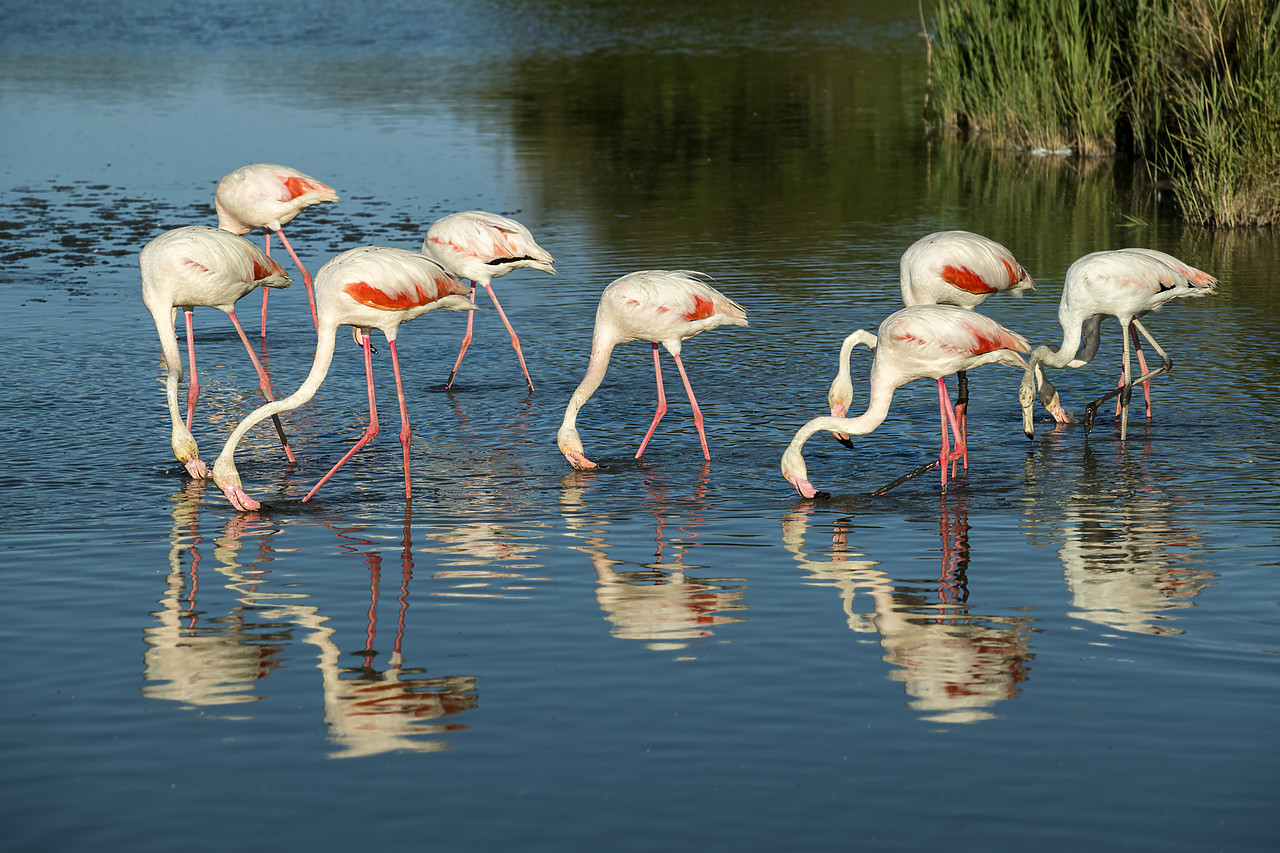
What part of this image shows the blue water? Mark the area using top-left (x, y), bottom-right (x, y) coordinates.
top-left (2, 2), bottom-right (1278, 851)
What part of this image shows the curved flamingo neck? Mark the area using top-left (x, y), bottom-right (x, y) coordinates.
top-left (215, 323), bottom-right (339, 466)
top-left (560, 333), bottom-right (618, 433)
top-left (829, 330), bottom-right (877, 412)
top-left (146, 304), bottom-right (195, 444)
top-left (793, 377), bottom-right (895, 454)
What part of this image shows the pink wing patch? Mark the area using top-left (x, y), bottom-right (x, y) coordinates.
top-left (253, 256), bottom-right (287, 280)
top-left (683, 295), bottom-right (716, 321)
top-left (432, 226), bottom-right (520, 261)
top-left (484, 227), bottom-right (520, 258)
top-left (344, 277), bottom-right (452, 311)
top-left (968, 328), bottom-right (1020, 355)
top-left (941, 264), bottom-right (998, 294)
top-left (1000, 257), bottom-right (1026, 286)
top-left (282, 175), bottom-right (333, 200)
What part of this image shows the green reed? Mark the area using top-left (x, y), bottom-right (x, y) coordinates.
top-left (925, 0), bottom-right (1280, 227)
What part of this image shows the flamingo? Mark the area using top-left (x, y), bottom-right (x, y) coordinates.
top-left (421, 211), bottom-right (556, 392)
top-left (783, 304), bottom-right (1030, 498)
top-left (1019, 248), bottom-right (1217, 440)
top-left (213, 246), bottom-right (476, 511)
top-left (140, 225), bottom-right (296, 479)
top-left (833, 231), bottom-right (1039, 462)
top-left (558, 270), bottom-right (748, 469)
top-left (214, 163), bottom-right (340, 336)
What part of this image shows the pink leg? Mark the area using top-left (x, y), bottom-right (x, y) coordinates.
top-left (481, 282), bottom-right (534, 393)
top-left (671, 352), bottom-right (711, 461)
top-left (274, 228), bottom-right (318, 331)
top-left (183, 310), bottom-right (199, 430)
top-left (305, 334), bottom-right (380, 502)
top-left (953, 370), bottom-right (968, 469)
top-left (937, 379), bottom-right (952, 489)
top-left (937, 378), bottom-right (965, 490)
top-left (260, 233), bottom-right (271, 338)
top-left (1116, 326), bottom-right (1153, 418)
top-left (445, 285), bottom-right (476, 390)
top-left (227, 310), bottom-right (295, 463)
top-left (388, 340), bottom-right (413, 500)
top-left (636, 344), bottom-right (668, 459)
top-left (1133, 327), bottom-right (1153, 417)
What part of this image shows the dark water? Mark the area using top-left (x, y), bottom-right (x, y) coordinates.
top-left (3, 2), bottom-right (1278, 851)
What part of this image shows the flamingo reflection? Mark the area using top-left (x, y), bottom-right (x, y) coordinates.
top-left (1021, 429), bottom-right (1216, 635)
top-left (144, 493), bottom-right (478, 756)
top-left (144, 480), bottom-right (284, 706)
top-left (782, 502), bottom-right (1033, 723)
top-left (561, 465), bottom-right (747, 654)
top-left (323, 510), bottom-right (478, 757)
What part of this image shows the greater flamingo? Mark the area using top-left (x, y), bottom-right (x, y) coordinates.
top-left (1018, 248), bottom-right (1217, 440)
top-left (421, 211), bottom-right (556, 392)
top-left (213, 246), bottom-right (475, 511)
top-left (214, 163), bottom-right (340, 336)
top-left (868, 230), bottom-right (1038, 458)
top-left (558, 270), bottom-right (748, 469)
top-left (784, 304), bottom-right (1030, 498)
top-left (140, 225), bottom-right (296, 479)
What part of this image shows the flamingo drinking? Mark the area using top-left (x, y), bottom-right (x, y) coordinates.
top-left (140, 225), bottom-right (295, 479)
top-left (558, 270), bottom-right (748, 469)
top-left (421, 211), bottom-right (556, 392)
top-left (1019, 248), bottom-right (1217, 439)
top-left (784, 304), bottom-right (1030, 498)
top-left (835, 231), bottom-right (1040, 464)
top-left (214, 163), bottom-right (340, 336)
top-left (213, 246), bottom-right (475, 511)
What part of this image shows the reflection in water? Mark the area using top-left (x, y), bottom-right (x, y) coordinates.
top-left (560, 466), bottom-right (747, 654)
top-left (782, 501), bottom-right (1033, 724)
top-left (1022, 427), bottom-right (1217, 635)
top-left (145, 493), bottom-right (478, 757)
top-left (143, 480), bottom-right (283, 707)
top-left (418, 393), bottom-right (553, 599)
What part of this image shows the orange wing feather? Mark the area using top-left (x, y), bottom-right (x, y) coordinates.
top-left (940, 264), bottom-right (998, 295)
top-left (344, 276), bottom-right (456, 311)
top-left (281, 175), bottom-right (333, 200)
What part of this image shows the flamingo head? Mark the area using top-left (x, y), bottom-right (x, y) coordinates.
top-left (557, 425), bottom-right (597, 470)
top-left (1018, 369), bottom-right (1038, 439)
top-left (826, 403), bottom-right (856, 447)
top-left (212, 457), bottom-right (261, 512)
top-left (780, 444), bottom-right (827, 500)
top-left (172, 431), bottom-right (210, 479)
top-left (827, 375), bottom-right (855, 446)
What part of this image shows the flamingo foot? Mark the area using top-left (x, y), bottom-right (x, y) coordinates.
top-left (219, 482), bottom-right (261, 512)
top-left (183, 458), bottom-right (211, 479)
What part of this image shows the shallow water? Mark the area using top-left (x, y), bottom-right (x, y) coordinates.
top-left (3, 2), bottom-right (1278, 851)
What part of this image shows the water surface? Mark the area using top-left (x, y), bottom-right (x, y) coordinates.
top-left (2, 2), bottom-right (1278, 851)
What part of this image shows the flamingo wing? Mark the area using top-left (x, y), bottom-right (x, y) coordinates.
top-left (903, 230), bottom-right (1035, 306)
top-left (610, 271), bottom-right (748, 332)
top-left (887, 304), bottom-right (1029, 359)
top-left (155, 226), bottom-right (290, 304)
top-left (337, 249), bottom-right (470, 311)
top-left (427, 211), bottom-right (554, 267)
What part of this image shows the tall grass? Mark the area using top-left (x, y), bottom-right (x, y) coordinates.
top-left (924, 0), bottom-right (1280, 227)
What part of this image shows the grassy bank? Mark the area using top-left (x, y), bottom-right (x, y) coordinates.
top-left (923, 0), bottom-right (1280, 227)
